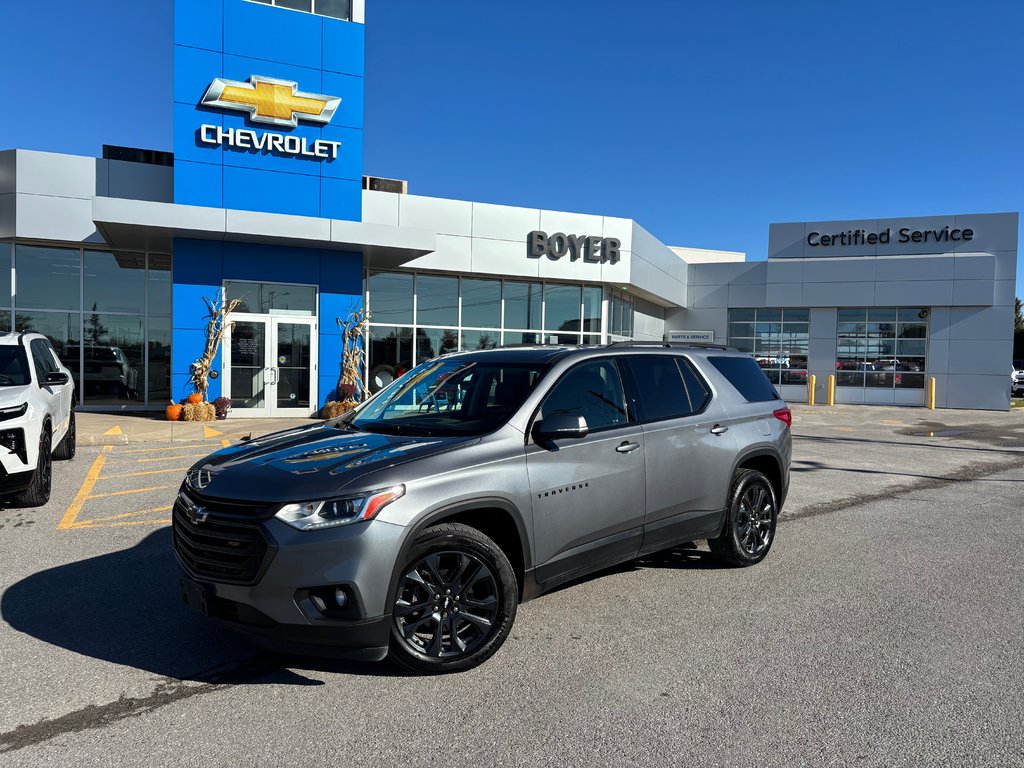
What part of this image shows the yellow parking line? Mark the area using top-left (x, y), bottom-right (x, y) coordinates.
top-left (75, 518), bottom-right (171, 529)
top-left (58, 446), bottom-right (112, 530)
top-left (221, 439), bottom-right (231, 448)
top-left (85, 484), bottom-right (177, 500)
top-left (118, 441), bottom-right (210, 454)
top-left (97, 466), bottom-right (191, 480)
top-left (77, 505), bottom-right (174, 525)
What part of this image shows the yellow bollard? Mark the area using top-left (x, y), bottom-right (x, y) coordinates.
top-left (808, 374), bottom-right (816, 406)
top-left (828, 374), bottom-right (835, 406)
top-left (928, 377), bottom-right (936, 409)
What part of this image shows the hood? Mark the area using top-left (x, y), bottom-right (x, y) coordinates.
top-left (0, 386), bottom-right (31, 409)
top-left (187, 423), bottom-right (477, 503)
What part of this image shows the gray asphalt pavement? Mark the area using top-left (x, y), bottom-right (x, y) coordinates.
top-left (1, 405), bottom-right (1023, 767)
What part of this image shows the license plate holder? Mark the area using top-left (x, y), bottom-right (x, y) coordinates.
top-left (180, 576), bottom-right (212, 617)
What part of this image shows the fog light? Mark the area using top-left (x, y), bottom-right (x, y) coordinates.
top-left (334, 588), bottom-right (348, 608)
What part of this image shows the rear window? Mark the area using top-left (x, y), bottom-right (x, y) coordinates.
top-left (624, 355), bottom-right (711, 421)
top-left (708, 356), bottom-right (780, 403)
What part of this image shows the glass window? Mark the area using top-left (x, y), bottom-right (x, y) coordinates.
top-left (367, 272), bottom-right (413, 325)
top-left (678, 358), bottom-right (711, 412)
top-left (148, 316), bottom-right (171, 404)
top-left (315, 0), bottom-right (351, 19)
top-left (415, 275), bottom-right (458, 327)
top-left (353, 360), bottom-right (549, 437)
top-left (503, 282), bottom-right (541, 330)
top-left (0, 243), bottom-right (11, 307)
top-left (503, 331), bottom-right (541, 346)
top-left (263, 283), bottom-right (314, 315)
top-left (84, 251), bottom-right (146, 314)
top-left (728, 308), bottom-right (808, 385)
top-left (276, 0), bottom-right (311, 10)
top-left (460, 279), bottom-right (501, 329)
top-left (16, 245), bottom-right (81, 311)
top-left (708, 356), bottom-right (780, 402)
top-left (543, 284), bottom-right (581, 332)
top-left (416, 328), bottom-right (458, 364)
top-left (583, 287), bottom-right (602, 333)
top-left (582, 334), bottom-right (601, 346)
top-left (542, 360), bottom-right (628, 432)
top-left (835, 307), bottom-right (928, 389)
top-left (626, 356), bottom-right (694, 422)
top-left (461, 330), bottom-right (499, 352)
top-left (15, 312), bottom-right (80, 390)
top-left (367, 326), bottom-right (413, 394)
top-left (0, 345), bottom-right (30, 387)
top-left (148, 254), bottom-right (172, 316)
top-left (82, 314), bottom-right (144, 404)
top-left (30, 338), bottom-right (57, 383)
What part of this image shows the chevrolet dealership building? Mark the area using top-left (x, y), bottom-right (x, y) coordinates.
top-left (0, 0), bottom-right (1018, 414)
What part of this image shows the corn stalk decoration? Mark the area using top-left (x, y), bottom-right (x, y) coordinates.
top-left (337, 306), bottom-right (369, 406)
top-left (190, 288), bottom-right (243, 401)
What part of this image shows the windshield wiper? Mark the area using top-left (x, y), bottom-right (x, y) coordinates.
top-left (356, 422), bottom-right (438, 437)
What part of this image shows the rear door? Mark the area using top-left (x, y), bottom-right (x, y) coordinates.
top-left (621, 354), bottom-right (738, 551)
top-left (526, 358), bottom-right (646, 585)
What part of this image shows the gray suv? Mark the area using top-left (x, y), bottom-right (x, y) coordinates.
top-left (175, 344), bottom-right (792, 673)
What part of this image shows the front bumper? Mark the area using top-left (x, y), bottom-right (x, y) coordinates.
top-left (175, 509), bottom-right (407, 660)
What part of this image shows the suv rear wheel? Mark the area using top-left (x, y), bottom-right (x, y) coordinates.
top-left (16, 426), bottom-right (52, 508)
top-left (708, 469), bottom-right (778, 567)
top-left (389, 523), bottom-right (518, 674)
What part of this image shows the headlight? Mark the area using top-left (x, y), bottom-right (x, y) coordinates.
top-left (274, 485), bottom-right (405, 531)
top-left (0, 403), bottom-right (28, 422)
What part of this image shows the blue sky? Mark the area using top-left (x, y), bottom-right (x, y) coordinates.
top-left (0, 0), bottom-right (1021, 291)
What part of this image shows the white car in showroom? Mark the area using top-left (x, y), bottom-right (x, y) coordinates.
top-left (0, 332), bottom-right (76, 506)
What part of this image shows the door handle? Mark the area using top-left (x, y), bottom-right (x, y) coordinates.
top-left (710, 424), bottom-right (729, 435)
top-left (615, 441), bottom-right (641, 454)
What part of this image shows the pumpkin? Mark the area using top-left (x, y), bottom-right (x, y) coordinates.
top-left (186, 393), bottom-right (203, 405)
top-left (166, 403), bottom-right (183, 421)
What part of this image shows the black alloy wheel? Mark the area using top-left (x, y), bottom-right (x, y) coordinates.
top-left (708, 469), bottom-right (778, 567)
top-left (16, 427), bottom-right (52, 507)
top-left (389, 523), bottom-right (517, 674)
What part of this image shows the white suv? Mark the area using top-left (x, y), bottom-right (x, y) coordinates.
top-left (0, 333), bottom-right (76, 506)
top-left (1012, 361), bottom-right (1024, 398)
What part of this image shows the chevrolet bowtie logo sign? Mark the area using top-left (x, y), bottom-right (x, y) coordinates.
top-left (201, 75), bottom-right (341, 128)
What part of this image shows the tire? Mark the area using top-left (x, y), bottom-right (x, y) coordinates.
top-left (15, 426), bottom-right (52, 508)
top-left (53, 408), bottom-right (76, 461)
top-left (388, 523), bottom-right (518, 674)
top-left (369, 364), bottom-right (395, 394)
top-left (707, 469), bottom-right (778, 567)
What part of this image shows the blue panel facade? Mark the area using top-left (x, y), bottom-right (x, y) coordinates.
top-left (171, 239), bottom-right (363, 410)
top-left (172, 1), bottom-right (367, 412)
top-left (173, 0), bottom-right (364, 221)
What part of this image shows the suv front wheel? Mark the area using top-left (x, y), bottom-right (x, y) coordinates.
top-left (708, 469), bottom-right (778, 567)
top-left (389, 523), bottom-right (518, 674)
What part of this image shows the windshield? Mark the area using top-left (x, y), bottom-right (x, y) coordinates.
top-left (350, 359), bottom-right (549, 437)
top-left (0, 346), bottom-right (30, 387)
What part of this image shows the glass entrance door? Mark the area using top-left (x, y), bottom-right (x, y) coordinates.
top-left (226, 316), bottom-right (317, 417)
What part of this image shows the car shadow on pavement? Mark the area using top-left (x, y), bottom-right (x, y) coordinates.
top-left (0, 528), bottom-right (403, 685)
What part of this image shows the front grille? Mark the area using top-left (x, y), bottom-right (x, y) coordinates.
top-left (173, 502), bottom-right (272, 585)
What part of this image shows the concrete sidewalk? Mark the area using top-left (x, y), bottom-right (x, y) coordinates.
top-left (77, 412), bottom-right (320, 445)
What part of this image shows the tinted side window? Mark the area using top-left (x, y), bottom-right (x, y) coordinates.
top-left (542, 360), bottom-right (629, 431)
top-left (708, 356), bottom-right (780, 402)
top-left (625, 356), bottom-right (693, 421)
top-left (678, 357), bottom-right (712, 412)
top-left (30, 339), bottom-right (56, 383)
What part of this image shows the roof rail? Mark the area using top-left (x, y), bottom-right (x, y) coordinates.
top-left (606, 341), bottom-right (736, 352)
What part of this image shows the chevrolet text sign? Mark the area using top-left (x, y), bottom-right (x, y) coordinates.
top-left (198, 75), bottom-right (343, 161)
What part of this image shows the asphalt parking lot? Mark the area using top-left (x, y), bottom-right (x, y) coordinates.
top-left (1, 405), bottom-right (1023, 767)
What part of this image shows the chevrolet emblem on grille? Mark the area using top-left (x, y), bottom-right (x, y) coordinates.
top-left (187, 505), bottom-right (211, 525)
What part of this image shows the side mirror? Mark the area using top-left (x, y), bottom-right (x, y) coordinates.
top-left (533, 414), bottom-right (589, 442)
top-left (45, 371), bottom-right (70, 386)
